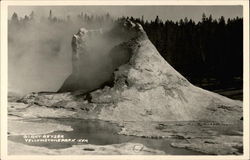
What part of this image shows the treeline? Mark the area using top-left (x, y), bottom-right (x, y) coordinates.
top-left (9, 10), bottom-right (114, 29)
top-left (9, 11), bottom-right (243, 90)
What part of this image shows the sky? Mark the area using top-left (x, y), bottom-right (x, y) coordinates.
top-left (8, 6), bottom-right (243, 22)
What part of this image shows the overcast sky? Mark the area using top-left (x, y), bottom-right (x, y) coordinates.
top-left (8, 6), bottom-right (243, 22)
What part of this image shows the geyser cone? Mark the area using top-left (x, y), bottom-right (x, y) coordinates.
top-left (21, 20), bottom-right (242, 123)
top-left (58, 21), bottom-right (142, 93)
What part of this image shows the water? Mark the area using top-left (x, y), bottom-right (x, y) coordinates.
top-left (9, 118), bottom-right (202, 155)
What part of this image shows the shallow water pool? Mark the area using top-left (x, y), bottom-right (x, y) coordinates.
top-left (9, 118), bottom-right (203, 155)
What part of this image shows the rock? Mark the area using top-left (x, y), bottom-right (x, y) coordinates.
top-left (58, 20), bottom-right (147, 93)
top-left (90, 21), bottom-right (241, 123)
top-left (83, 148), bottom-right (95, 151)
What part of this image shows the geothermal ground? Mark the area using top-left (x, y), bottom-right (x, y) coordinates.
top-left (8, 20), bottom-right (243, 155)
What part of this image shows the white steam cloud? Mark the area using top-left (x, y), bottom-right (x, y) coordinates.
top-left (8, 16), bottom-right (125, 95)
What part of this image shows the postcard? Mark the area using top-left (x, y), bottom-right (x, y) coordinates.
top-left (1, 0), bottom-right (249, 160)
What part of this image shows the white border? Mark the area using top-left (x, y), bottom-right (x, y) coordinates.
top-left (1, 1), bottom-right (249, 160)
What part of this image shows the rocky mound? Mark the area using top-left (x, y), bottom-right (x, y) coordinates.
top-left (18, 20), bottom-right (242, 123)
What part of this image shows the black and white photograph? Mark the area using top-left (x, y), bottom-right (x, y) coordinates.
top-left (1, 1), bottom-right (249, 159)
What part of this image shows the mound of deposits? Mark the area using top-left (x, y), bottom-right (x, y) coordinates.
top-left (16, 19), bottom-right (241, 123)
top-left (9, 19), bottom-right (243, 155)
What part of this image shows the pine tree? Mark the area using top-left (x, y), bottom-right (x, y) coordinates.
top-left (11, 12), bottom-right (19, 24)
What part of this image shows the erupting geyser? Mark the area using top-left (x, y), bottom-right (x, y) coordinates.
top-left (58, 27), bottom-right (105, 92)
top-left (58, 21), bottom-right (144, 93)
